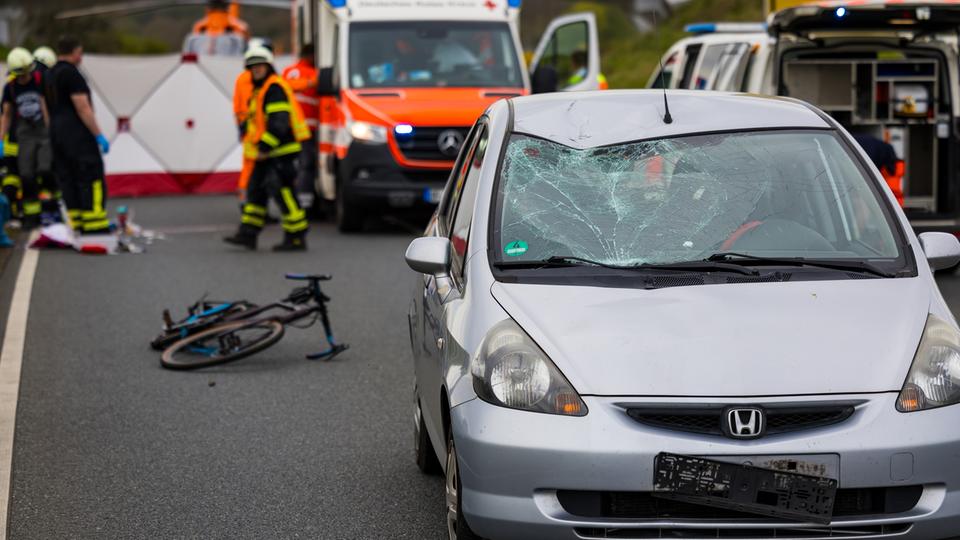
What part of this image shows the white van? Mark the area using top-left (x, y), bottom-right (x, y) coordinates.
top-left (651, 3), bottom-right (960, 232)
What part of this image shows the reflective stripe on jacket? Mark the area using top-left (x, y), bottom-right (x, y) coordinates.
top-left (281, 60), bottom-right (319, 131)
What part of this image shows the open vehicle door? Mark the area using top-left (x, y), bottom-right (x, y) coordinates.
top-left (529, 12), bottom-right (601, 93)
top-left (769, 1), bottom-right (960, 223)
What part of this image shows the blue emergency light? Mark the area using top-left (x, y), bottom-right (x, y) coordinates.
top-left (836, 7), bottom-right (847, 18)
top-left (395, 124), bottom-right (414, 140)
top-left (508, 0), bottom-right (522, 7)
top-left (327, 0), bottom-right (347, 7)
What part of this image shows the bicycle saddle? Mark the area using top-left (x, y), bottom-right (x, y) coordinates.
top-left (285, 273), bottom-right (332, 281)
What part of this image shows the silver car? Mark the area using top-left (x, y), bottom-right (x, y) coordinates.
top-left (405, 90), bottom-right (960, 539)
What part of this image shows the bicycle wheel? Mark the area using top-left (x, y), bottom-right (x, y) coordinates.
top-left (161, 320), bottom-right (285, 370)
top-left (150, 302), bottom-right (256, 351)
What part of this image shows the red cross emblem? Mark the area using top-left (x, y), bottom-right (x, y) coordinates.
top-left (483, 0), bottom-right (497, 10)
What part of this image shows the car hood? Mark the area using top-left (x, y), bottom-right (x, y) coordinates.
top-left (344, 87), bottom-right (522, 127)
top-left (491, 278), bottom-right (931, 397)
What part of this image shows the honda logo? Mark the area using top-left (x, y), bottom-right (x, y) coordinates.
top-left (725, 407), bottom-right (764, 439)
top-left (437, 130), bottom-right (464, 157)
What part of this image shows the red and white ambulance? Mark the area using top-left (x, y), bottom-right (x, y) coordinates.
top-left (293, 0), bottom-right (602, 230)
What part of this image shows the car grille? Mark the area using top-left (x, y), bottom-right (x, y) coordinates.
top-left (395, 126), bottom-right (469, 161)
top-left (626, 403), bottom-right (856, 438)
top-left (558, 486), bottom-right (923, 520)
top-left (574, 524), bottom-right (912, 539)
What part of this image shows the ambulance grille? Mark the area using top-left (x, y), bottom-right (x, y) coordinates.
top-left (396, 126), bottom-right (469, 161)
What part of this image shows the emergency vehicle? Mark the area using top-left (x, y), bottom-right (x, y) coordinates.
top-left (650, 1), bottom-right (960, 234)
top-left (293, 0), bottom-right (602, 231)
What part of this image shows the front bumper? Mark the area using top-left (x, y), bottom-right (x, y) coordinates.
top-left (339, 141), bottom-right (449, 213)
top-left (452, 393), bottom-right (960, 540)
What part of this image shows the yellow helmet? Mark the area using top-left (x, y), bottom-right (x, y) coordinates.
top-left (6, 47), bottom-right (33, 75)
top-left (32, 46), bottom-right (55, 68)
top-left (244, 44), bottom-right (274, 68)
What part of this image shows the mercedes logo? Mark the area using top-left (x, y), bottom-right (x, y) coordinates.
top-left (437, 129), bottom-right (464, 157)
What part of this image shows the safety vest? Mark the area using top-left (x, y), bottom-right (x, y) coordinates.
top-left (248, 74), bottom-right (310, 158)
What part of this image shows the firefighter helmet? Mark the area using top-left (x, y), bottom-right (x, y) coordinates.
top-left (32, 46), bottom-right (56, 68)
top-left (6, 48), bottom-right (33, 75)
top-left (244, 45), bottom-right (274, 68)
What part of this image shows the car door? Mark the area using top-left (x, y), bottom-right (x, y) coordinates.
top-left (417, 120), bottom-right (486, 440)
top-left (529, 12), bottom-right (601, 91)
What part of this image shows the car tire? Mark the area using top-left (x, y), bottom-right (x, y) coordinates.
top-left (415, 398), bottom-right (442, 475)
top-left (446, 431), bottom-right (483, 540)
top-left (335, 183), bottom-right (363, 233)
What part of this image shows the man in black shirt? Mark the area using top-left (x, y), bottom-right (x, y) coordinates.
top-left (1, 47), bottom-right (50, 228)
top-left (45, 36), bottom-right (111, 234)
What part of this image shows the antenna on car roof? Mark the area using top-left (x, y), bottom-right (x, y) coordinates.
top-left (653, 10), bottom-right (673, 124)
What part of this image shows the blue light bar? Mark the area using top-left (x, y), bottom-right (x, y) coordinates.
top-left (835, 7), bottom-right (847, 18)
top-left (327, 0), bottom-right (347, 7)
top-left (395, 124), bottom-right (413, 135)
top-left (684, 22), bottom-right (767, 35)
top-left (508, 0), bottom-right (522, 7)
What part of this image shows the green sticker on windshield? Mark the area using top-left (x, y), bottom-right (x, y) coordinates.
top-left (504, 240), bottom-right (529, 257)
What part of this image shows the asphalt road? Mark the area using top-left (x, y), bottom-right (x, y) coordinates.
top-left (5, 196), bottom-right (960, 539)
top-left (3, 195), bottom-right (445, 539)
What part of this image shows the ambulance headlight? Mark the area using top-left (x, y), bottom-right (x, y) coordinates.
top-left (349, 121), bottom-right (388, 144)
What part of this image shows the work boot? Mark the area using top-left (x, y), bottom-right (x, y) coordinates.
top-left (223, 226), bottom-right (258, 250)
top-left (272, 233), bottom-right (306, 252)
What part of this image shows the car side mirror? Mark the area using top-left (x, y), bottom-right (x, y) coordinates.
top-left (317, 67), bottom-right (338, 97)
top-left (405, 237), bottom-right (451, 275)
top-left (531, 65), bottom-right (558, 94)
top-left (919, 232), bottom-right (960, 271)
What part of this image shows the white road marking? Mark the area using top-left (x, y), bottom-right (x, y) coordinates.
top-left (0, 232), bottom-right (40, 539)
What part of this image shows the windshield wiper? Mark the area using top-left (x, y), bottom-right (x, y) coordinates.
top-left (496, 256), bottom-right (759, 276)
top-left (706, 252), bottom-right (897, 278)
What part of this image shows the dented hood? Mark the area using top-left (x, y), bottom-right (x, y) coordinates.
top-left (491, 278), bottom-right (930, 397)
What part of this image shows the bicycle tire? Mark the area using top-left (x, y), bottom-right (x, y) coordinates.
top-left (150, 303), bottom-right (256, 351)
top-left (160, 319), bottom-right (285, 370)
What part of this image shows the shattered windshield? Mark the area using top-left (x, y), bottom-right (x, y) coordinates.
top-left (495, 130), bottom-right (902, 267)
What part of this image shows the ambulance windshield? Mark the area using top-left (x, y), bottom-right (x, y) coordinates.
top-left (348, 21), bottom-right (524, 89)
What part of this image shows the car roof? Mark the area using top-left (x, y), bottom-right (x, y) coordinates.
top-left (508, 90), bottom-right (831, 149)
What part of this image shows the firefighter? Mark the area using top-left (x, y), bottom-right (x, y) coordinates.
top-left (233, 39), bottom-right (273, 197)
top-left (1, 48), bottom-right (46, 227)
top-left (45, 36), bottom-right (111, 235)
top-left (31, 46), bottom-right (60, 222)
top-left (1, 47), bottom-right (50, 229)
top-left (282, 43), bottom-right (319, 208)
top-left (224, 46), bottom-right (310, 251)
top-left (33, 46), bottom-right (56, 74)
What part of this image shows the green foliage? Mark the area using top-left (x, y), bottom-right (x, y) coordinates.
top-left (567, 0), bottom-right (764, 89)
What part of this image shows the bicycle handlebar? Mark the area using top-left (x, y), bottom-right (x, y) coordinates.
top-left (285, 273), bottom-right (332, 282)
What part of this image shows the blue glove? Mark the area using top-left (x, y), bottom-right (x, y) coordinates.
top-left (95, 133), bottom-right (110, 154)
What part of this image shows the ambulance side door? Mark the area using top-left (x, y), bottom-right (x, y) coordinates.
top-left (316, 6), bottom-right (340, 202)
top-left (529, 12), bottom-right (601, 92)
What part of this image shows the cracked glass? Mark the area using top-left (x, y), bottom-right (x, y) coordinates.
top-left (495, 130), bottom-right (901, 266)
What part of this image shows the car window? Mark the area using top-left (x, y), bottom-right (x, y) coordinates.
top-left (714, 43), bottom-right (751, 91)
top-left (449, 125), bottom-right (489, 283)
top-left (649, 52), bottom-right (677, 89)
top-left (693, 44), bottom-right (726, 89)
top-left (494, 130), bottom-right (903, 269)
top-left (438, 123), bottom-right (480, 234)
top-left (537, 21), bottom-right (590, 90)
top-left (347, 21), bottom-right (522, 89)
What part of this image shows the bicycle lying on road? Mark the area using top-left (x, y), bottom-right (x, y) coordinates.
top-left (154, 274), bottom-right (349, 370)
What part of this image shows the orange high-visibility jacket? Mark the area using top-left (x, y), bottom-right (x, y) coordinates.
top-left (281, 59), bottom-right (319, 132)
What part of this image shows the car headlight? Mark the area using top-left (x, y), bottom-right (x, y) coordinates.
top-left (471, 319), bottom-right (587, 416)
top-left (897, 314), bottom-right (960, 412)
top-left (348, 121), bottom-right (387, 143)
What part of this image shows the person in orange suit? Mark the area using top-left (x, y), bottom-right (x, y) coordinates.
top-left (281, 44), bottom-right (318, 207)
top-left (233, 40), bottom-right (273, 195)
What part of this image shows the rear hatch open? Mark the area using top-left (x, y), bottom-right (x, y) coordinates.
top-left (770, 2), bottom-right (960, 226)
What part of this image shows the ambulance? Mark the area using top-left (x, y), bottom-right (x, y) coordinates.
top-left (292, 0), bottom-right (602, 231)
top-left (651, 1), bottom-right (960, 234)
